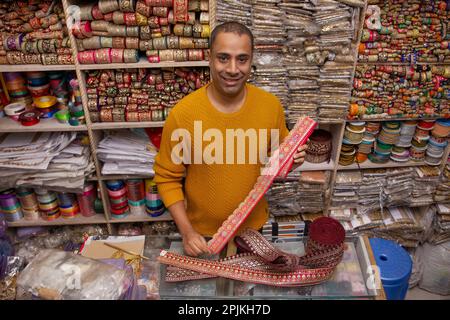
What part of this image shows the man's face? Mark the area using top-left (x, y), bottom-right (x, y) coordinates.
top-left (210, 32), bottom-right (253, 97)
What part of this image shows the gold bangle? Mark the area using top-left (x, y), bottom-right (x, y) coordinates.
top-left (159, 49), bottom-right (174, 62)
top-left (173, 24), bottom-right (185, 36)
top-left (139, 40), bottom-right (153, 51)
top-left (167, 36), bottom-right (179, 49)
top-left (125, 37), bottom-right (139, 49)
top-left (153, 36), bottom-right (168, 50)
top-left (183, 24), bottom-right (193, 37)
top-left (126, 26), bottom-right (140, 37)
top-left (119, 0), bottom-right (136, 12)
top-left (179, 37), bottom-right (194, 49)
top-left (112, 37), bottom-right (126, 48)
top-left (201, 24), bottom-right (210, 38)
top-left (136, 12), bottom-right (148, 26)
top-left (174, 49), bottom-right (187, 61)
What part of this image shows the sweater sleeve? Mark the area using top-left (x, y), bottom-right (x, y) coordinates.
top-left (153, 112), bottom-right (187, 208)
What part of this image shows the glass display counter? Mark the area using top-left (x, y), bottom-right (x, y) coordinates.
top-left (153, 235), bottom-right (386, 300)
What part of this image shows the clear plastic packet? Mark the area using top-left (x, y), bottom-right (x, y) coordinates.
top-left (0, 255), bottom-right (25, 300)
top-left (17, 249), bottom-right (132, 300)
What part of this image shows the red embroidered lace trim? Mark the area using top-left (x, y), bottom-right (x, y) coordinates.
top-left (207, 116), bottom-right (317, 254)
top-left (159, 218), bottom-right (345, 287)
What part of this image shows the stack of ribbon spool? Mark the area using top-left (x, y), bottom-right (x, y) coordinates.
top-left (0, 189), bottom-right (23, 222)
top-left (106, 180), bottom-right (130, 218)
top-left (2, 71), bottom-right (81, 126)
top-left (57, 192), bottom-right (80, 219)
top-left (305, 129), bottom-right (332, 164)
top-left (85, 67), bottom-right (209, 122)
top-left (339, 122), bottom-right (365, 166)
top-left (0, 0), bottom-right (73, 65)
top-left (35, 188), bottom-right (60, 221)
top-left (126, 179), bottom-right (146, 215)
top-left (33, 95), bottom-right (58, 118)
top-left (350, 65), bottom-right (450, 119)
top-left (359, 1), bottom-right (450, 64)
top-left (73, 0), bottom-right (210, 64)
top-left (355, 122), bottom-right (380, 163)
top-left (63, 79), bottom-right (85, 126)
top-left (145, 179), bottom-right (165, 217)
top-left (410, 120), bottom-right (433, 162)
top-left (1, 186), bottom-right (99, 223)
top-left (16, 187), bottom-right (40, 221)
top-left (76, 183), bottom-right (97, 217)
top-left (419, 119), bottom-right (449, 166)
top-left (368, 121), bottom-right (401, 164)
top-left (3, 72), bottom-right (33, 106)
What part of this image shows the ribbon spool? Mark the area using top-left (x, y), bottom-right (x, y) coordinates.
top-left (34, 189), bottom-right (60, 221)
top-left (26, 72), bottom-right (48, 84)
top-left (16, 188), bottom-right (40, 221)
top-left (126, 179), bottom-right (146, 215)
top-left (432, 119), bottom-right (450, 138)
top-left (28, 84), bottom-right (51, 98)
top-left (4, 102), bottom-right (26, 121)
top-left (305, 129), bottom-right (332, 164)
top-left (145, 179), bottom-right (165, 217)
top-left (77, 183), bottom-right (96, 217)
top-left (0, 189), bottom-right (23, 222)
top-left (55, 110), bottom-right (70, 123)
top-left (34, 95), bottom-right (58, 109)
top-left (106, 180), bottom-right (130, 218)
top-left (57, 192), bottom-right (79, 218)
top-left (33, 95), bottom-right (58, 118)
top-left (19, 110), bottom-right (40, 126)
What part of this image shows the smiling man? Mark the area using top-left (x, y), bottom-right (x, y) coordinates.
top-left (154, 22), bottom-right (307, 257)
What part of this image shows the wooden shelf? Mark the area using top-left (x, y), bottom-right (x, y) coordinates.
top-left (79, 58), bottom-right (209, 71)
top-left (90, 121), bottom-right (165, 130)
top-left (0, 64), bottom-right (76, 72)
top-left (109, 211), bottom-right (172, 223)
top-left (6, 214), bottom-right (107, 227)
top-left (358, 61), bottom-right (450, 66)
top-left (346, 116), bottom-right (445, 122)
top-left (337, 159), bottom-right (429, 170)
top-left (0, 117), bottom-right (88, 132)
top-left (293, 160), bottom-right (335, 172)
top-left (97, 174), bottom-right (154, 181)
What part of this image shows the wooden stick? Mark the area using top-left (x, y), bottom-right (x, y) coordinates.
top-left (103, 242), bottom-right (150, 260)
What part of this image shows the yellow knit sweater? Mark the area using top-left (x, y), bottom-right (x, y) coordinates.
top-left (153, 83), bottom-right (290, 237)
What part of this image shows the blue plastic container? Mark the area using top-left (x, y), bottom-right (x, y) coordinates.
top-left (369, 238), bottom-right (412, 300)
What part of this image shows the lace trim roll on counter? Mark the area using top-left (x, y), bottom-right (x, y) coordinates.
top-left (159, 218), bottom-right (345, 287)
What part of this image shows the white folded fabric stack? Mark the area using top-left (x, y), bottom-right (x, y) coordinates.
top-left (0, 132), bottom-right (94, 192)
top-left (97, 129), bottom-right (157, 176)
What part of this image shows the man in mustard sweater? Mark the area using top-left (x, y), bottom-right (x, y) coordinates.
top-left (154, 22), bottom-right (307, 256)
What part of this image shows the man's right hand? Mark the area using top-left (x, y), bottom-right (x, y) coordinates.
top-left (182, 230), bottom-right (210, 257)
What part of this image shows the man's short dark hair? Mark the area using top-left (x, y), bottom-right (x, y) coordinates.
top-left (210, 22), bottom-right (254, 52)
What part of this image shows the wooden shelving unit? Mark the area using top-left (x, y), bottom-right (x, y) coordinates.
top-left (78, 58), bottom-right (209, 71)
top-left (0, 64), bottom-right (76, 72)
top-left (90, 121), bottom-right (165, 130)
top-left (337, 160), bottom-right (428, 171)
top-left (6, 214), bottom-right (107, 228)
top-left (0, 117), bottom-right (87, 133)
top-left (1, 0), bottom-right (448, 232)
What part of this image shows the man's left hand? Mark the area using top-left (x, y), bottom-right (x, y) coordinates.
top-left (293, 143), bottom-right (308, 165)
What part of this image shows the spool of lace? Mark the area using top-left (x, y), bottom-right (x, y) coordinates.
top-left (77, 184), bottom-right (96, 217)
top-left (57, 192), bottom-right (80, 219)
top-left (126, 179), bottom-right (146, 216)
top-left (0, 190), bottom-right (23, 222)
top-left (16, 188), bottom-right (40, 221)
top-left (145, 179), bottom-right (165, 217)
